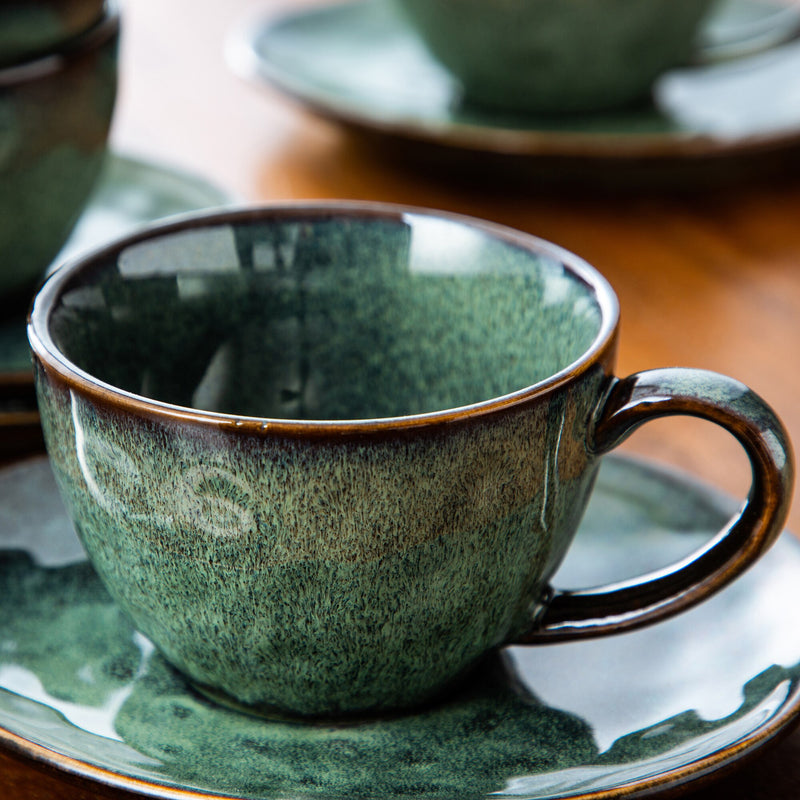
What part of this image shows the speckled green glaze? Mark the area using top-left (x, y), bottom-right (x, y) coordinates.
top-left (393, 0), bottom-right (715, 113)
top-left (36, 384), bottom-right (603, 716)
top-left (0, 4), bottom-right (118, 300)
top-left (32, 209), bottom-right (614, 716)
top-left (3, 455), bottom-right (800, 800)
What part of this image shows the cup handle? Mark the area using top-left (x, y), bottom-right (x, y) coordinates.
top-left (516, 367), bottom-right (794, 644)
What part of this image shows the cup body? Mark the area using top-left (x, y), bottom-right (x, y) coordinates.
top-left (29, 204), bottom-right (620, 716)
top-left (394, 0), bottom-right (715, 113)
top-left (0, 1), bottom-right (118, 302)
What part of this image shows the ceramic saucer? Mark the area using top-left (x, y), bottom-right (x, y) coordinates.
top-left (2, 454), bottom-right (800, 800)
top-left (700, 0), bottom-right (800, 61)
top-left (228, 0), bottom-right (800, 172)
top-left (0, 153), bottom-right (232, 458)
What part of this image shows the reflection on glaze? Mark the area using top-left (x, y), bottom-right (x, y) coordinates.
top-left (0, 631), bottom-right (152, 742)
top-left (71, 389), bottom-right (259, 539)
top-left (0, 555), bottom-right (141, 710)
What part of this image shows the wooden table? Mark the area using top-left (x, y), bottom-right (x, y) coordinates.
top-left (6, 0), bottom-right (800, 796)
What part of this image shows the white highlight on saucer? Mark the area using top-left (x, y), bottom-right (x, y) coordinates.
top-left (0, 633), bottom-right (154, 742)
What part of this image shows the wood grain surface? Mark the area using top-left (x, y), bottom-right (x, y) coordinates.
top-left (5, 0), bottom-right (800, 797)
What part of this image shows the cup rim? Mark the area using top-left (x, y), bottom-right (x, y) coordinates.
top-left (27, 201), bottom-right (620, 434)
top-left (0, 0), bottom-right (119, 86)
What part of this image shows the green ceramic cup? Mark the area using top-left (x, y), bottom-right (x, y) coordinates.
top-left (0, 0), bottom-right (118, 303)
top-left (28, 203), bottom-right (794, 718)
top-left (0, 0), bottom-right (106, 68)
top-left (393, 0), bottom-right (716, 113)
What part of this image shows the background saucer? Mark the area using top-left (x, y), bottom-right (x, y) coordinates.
top-left (699, 0), bottom-right (800, 61)
top-left (2, 454), bottom-right (800, 799)
top-left (229, 0), bottom-right (800, 183)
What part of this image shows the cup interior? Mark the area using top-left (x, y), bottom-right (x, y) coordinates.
top-left (40, 210), bottom-right (609, 421)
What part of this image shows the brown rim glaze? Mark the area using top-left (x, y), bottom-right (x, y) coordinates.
top-left (27, 201), bottom-right (621, 436)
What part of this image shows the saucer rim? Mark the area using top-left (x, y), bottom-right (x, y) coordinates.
top-left (229, 0), bottom-right (800, 161)
top-left (2, 453), bottom-right (800, 800)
